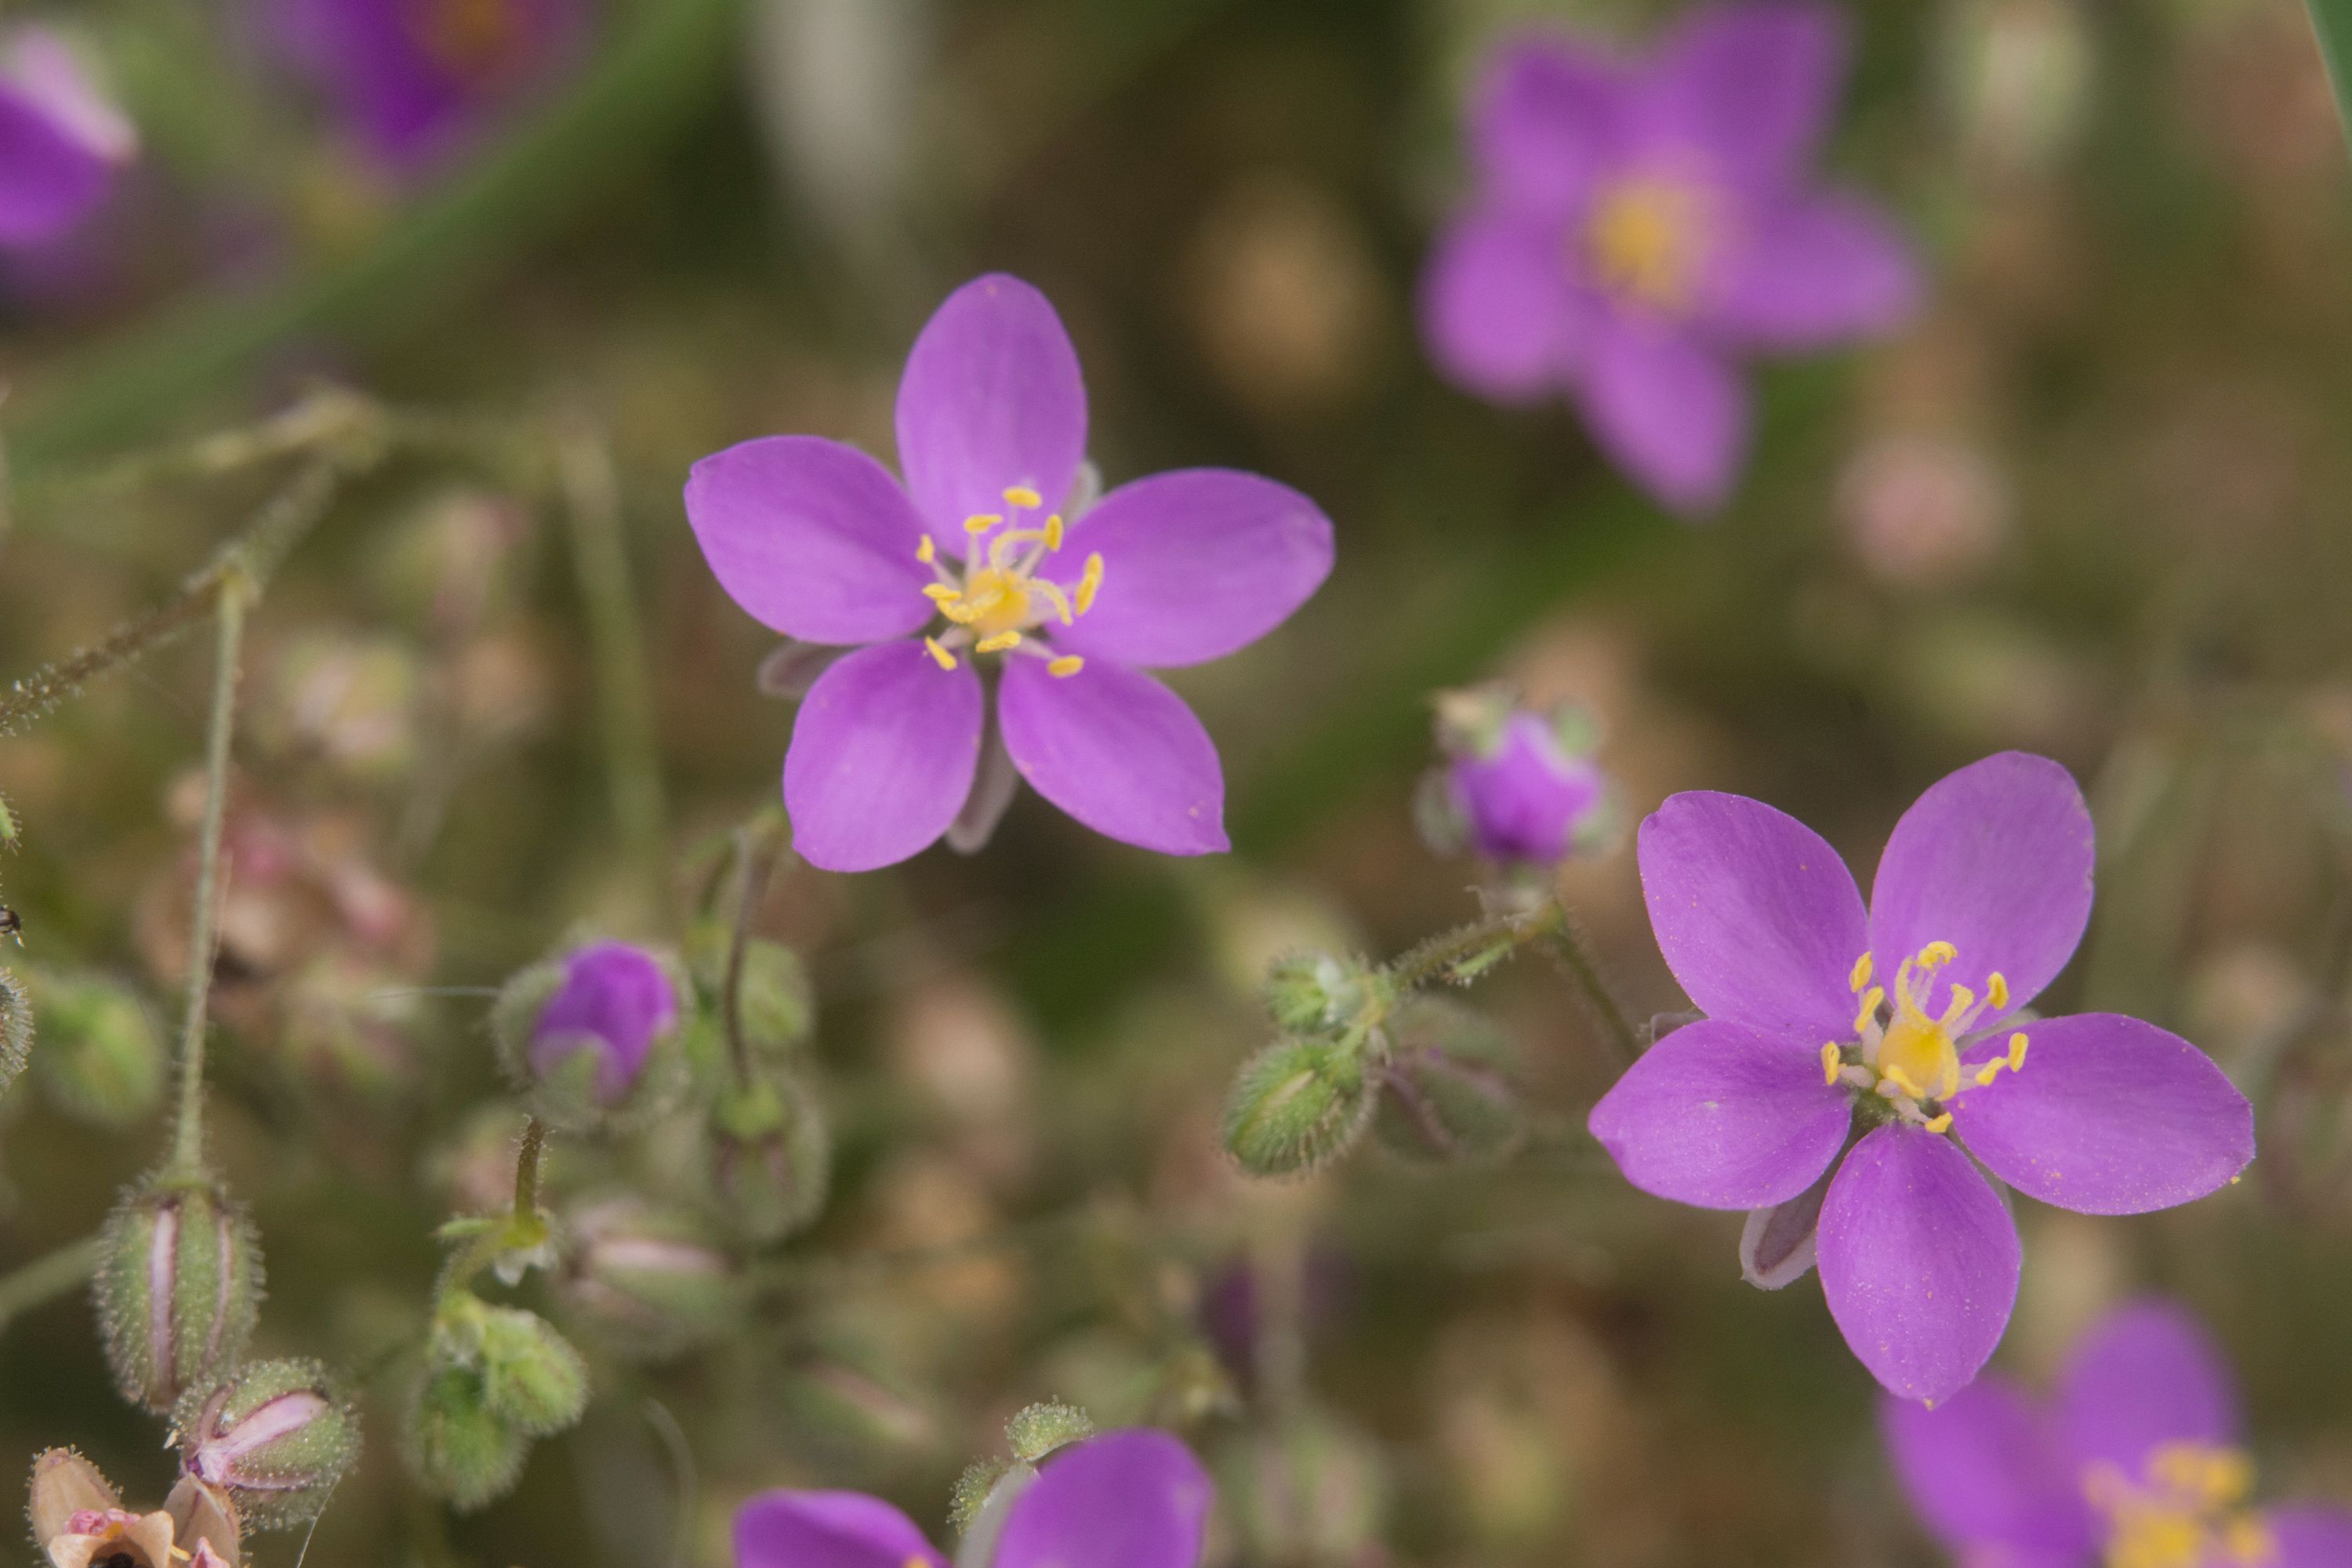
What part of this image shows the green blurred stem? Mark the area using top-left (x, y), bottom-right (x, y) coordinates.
top-left (167, 584), bottom-right (247, 1176)
top-left (2307, 1), bottom-right (2352, 153)
top-left (512, 1116), bottom-right (548, 1219)
top-left (1541, 918), bottom-right (1642, 1065)
top-left (0, 1236), bottom-right (100, 1336)
top-left (558, 422), bottom-right (666, 875)
top-left (1388, 900), bottom-right (1571, 989)
top-left (721, 818), bottom-right (788, 1088)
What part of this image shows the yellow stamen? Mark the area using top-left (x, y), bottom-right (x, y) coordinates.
top-left (1003, 485), bottom-right (1043, 509)
top-left (916, 535), bottom-right (936, 564)
top-left (923, 637), bottom-right (956, 671)
top-left (1922, 1112), bottom-right (1952, 1134)
top-left (1918, 940), bottom-right (1958, 968)
top-left (1029, 578), bottom-right (1076, 625)
top-left (921, 583), bottom-right (960, 601)
top-left (1048, 655), bottom-right (1084, 677)
top-left (963, 512), bottom-right (1002, 535)
top-left (1973, 1060), bottom-right (2006, 1088)
top-left (1044, 514), bottom-right (1065, 550)
top-left (1986, 971), bottom-right (2010, 1011)
top-left (1820, 1043), bottom-right (1841, 1086)
top-left (1882, 1064), bottom-right (1926, 1100)
top-left (2008, 1032), bottom-right (2027, 1069)
top-left (1076, 552), bottom-right (1105, 615)
top-left (975, 630), bottom-right (1023, 653)
top-left (1852, 985), bottom-right (1886, 1037)
top-left (1849, 952), bottom-right (1874, 993)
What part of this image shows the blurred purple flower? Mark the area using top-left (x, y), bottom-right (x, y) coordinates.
top-left (1426, 691), bottom-right (1611, 867)
top-left (530, 940), bottom-right (677, 1104)
top-left (269, 0), bottom-right (586, 172)
top-left (1420, 2), bottom-right (1920, 514)
top-left (0, 27), bottom-right (134, 249)
top-left (733, 1428), bottom-right (1211, 1568)
top-left (686, 274), bottom-right (1335, 873)
top-left (1587, 752), bottom-right (2253, 1403)
top-left (1884, 1300), bottom-right (2352, 1568)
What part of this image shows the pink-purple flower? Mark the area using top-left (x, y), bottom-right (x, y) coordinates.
top-left (1884, 1300), bottom-right (2352, 1568)
top-left (1420, 2), bottom-right (1920, 514)
top-left (733, 1428), bottom-right (1210, 1568)
top-left (686, 274), bottom-right (1335, 873)
top-left (1425, 688), bottom-right (1612, 868)
top-left (1588, 753), bottom-right (2254, 1403)
top-left (0, 27), bottom-right (134, 249)
top-left (530, 940), bottom-right (677, 1105)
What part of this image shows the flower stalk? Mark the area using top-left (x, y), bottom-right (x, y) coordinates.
top-left (165, 582), bottom-right (248, 1178)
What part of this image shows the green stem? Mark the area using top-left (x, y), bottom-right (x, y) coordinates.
top-left (1387, 901), bottom-right (1568, 990)
top-left (557, 421), bottom-right (666, 875)
top-left (166, 584), bottom-right (248, 1176)
top-left (720, 822), bottom-right (782, 1089)
top-left (1541, 916), bottom-right (1643, 1065)
top-left (0, 1236), bottom-right (100, 1334)
top-left (511, 1117), bottom-right (548, 1220)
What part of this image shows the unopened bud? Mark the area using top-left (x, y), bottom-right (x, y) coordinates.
top-left (435, 1295), bottom-right (587, 1437)
top-left (27, 1449), bottom-right (118, 1548)
top-left (27, 969), bottom-right (165, 1127)
top-left (94, 1177), bottom-right (263, 1413)
top-left (707, 1069), bottom-right (830, 1243)
top-left (1371, 1000), bottom-right (1524, 1165)
top-left (493, 940), bottom-right (687, 1133)
top-left (1221, 1414), bottom-right (1389, 1566)
top-left (1422, 688), bottom-right (1614, 869)
top-left (1005, 1400), bottom-right (1094, 1464)
top-left (0, 969), bottom-right (31, 1100)
top-left (402, 1363), bottom-right (527, 1513)
top-left (1222, 1038), bottom-right (1376, 1178)
top-left (1262, 951), bottom-right (1377, 1036)
top-left (174, 1359), bottom-right (359, 1530)
top-left (684, 924), bottom-right (813, 1066)
top-left (558, 1196), bottom-right (739, 1359)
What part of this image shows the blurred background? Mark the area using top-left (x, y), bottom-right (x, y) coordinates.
top-left (0, 0), bottom-right (2349, 1563)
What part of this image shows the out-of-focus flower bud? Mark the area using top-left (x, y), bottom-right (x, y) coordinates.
top-left (557, 1195), bottom-right (739, 1360)
top-left (174, 1358), bottom-right (359, 1530)
top-left (434, 1294), bottom-right (588, 1437)
top-left (1421, 688), bottom-right (1614, 869)
top-left (27, 969), bottom-right (165, 1127)
top-left (1222, 1038), bottom-right (1376, 1179)
top-left (707, 1069), bottom-right (832, 1243)
top-left (253, 632), bottom-right (424, 782)
top-left (1005, 1400), bottom-right (1094, 1465)
top-left (0, 967), bottom-right (31, 1100)
top-left (1940, 0), bottom-right (2093, 180)
top-left (1217, 1412), bottom-right (1390, 1568)
top-left (950, 1458), bottom-right (1013, 1535)
top-left (402, 1362), bottom-right (528, 1513)
top-left (93, 1176), bottom-right (263, 1413)
top-left (1372, 1000), bottom-right (1525, 1166)
top-left (684, 924), bottom-right (813, 1068)
top-left (494, 940), bottom-right (686, 1133)
top-left (1261, 950), bottom-right (1378, 1036)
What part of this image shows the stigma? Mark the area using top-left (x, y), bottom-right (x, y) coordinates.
top-left (1820, 942), bottom-right (2028, 1135)
top-left (1582, 176), bottom-right (1714, 312)
top-left (2085, 1442), bottom-right (2274, 1568)
top-left (915, 486), bottom-right (1101, 677)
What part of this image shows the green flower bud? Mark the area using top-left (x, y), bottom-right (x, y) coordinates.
top-left (1222, 1037), bottom-right (1376, 1178)
top-left (402, 1363), bottom-right (528, 1513)
top-left (435, 1297), bottom-right (588, 1437)
top-left (684, 923), bottom-right (813, 1068)
top-left (175, 1358), bottom-right (360, 1530)
top-left (0, 968), bottom-right (31, 1102)
top-left (1004, 1400), bottom-right (1094, 1464)
top-left (94, 1176), bottom-right (263, 1414)
top-left (1371, 1000), bottom-right (1524, 1166)
top-left (558, 1196), bottom-right (740, 1360)
top-left (706, 1069), bottom-right (830, 1243)
top-left (1261, 951), bottom-right (1379, 1036)
top-left (27, 969), bottom-right (165, 1127)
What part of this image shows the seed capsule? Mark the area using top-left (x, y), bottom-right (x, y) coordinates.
top-left (174, 1358), bottom-right (359, 1530)
top-left (93, 1177), bottom-right (263, 1414)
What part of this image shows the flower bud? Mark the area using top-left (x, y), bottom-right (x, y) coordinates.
top-left (174, 1358), bottom-right (360, 1530)
top-left (162, 1475), bottom-right (241, 1567)
top-left (0, 968), bottom-right (31, 1100)
top-left (402, 1363), bottom-right (528, 1513)
top-left (1221, 1037), bottom-right (1376, 1178)
top-left (1261, 950), bottom-right (1378, 1036)
top-left (93, 1177), bottom-right (263, 1414)
top-left (27, 1449), bottom-right (118, 1548)
top-left (1004, 1400), bottom-right (1094, 1465)
top-left (493, 940), bottom-right (686, 1133)
top-left (1421, 688), bottom-right (1614, 869)
top-left (557, 1195), bottom-right (739, 1359)
top-left (1371, 1000), bottom-right (1524, 1165)
top-left (436, 1295), bottom-right (588, 1436)
top-left (684, 924), bottom-right (813, 1065)
top-left (27, 969), bottom-right (165, 1128)
top-left (707, 1069), bottom-right (831, 1243)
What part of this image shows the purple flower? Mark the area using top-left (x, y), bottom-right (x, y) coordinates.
top-left (1420, 2), bottom-right (1920, 514)
top-left (1884, 1300), bottom-right (2352, 1568)
top-left (733, 1428), bottom-right (1211, 1568)
top-left (268, 0), bottom-right (586, 172)
top-left (1425, 690), bottom-right (1612, 866)
top-left (530, 940), bottom-right (677, 1105)
top-left (686, 274), bottom-right (1335, 873)
top-left (1587, 752), bottom-right (2254, 1403)
top-left (0, 27), bottom-right (133, 249)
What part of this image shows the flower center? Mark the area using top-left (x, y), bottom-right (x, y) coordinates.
top-left (411, 0), bottom-right (528, 80)
top-left (915, 485), bottom-right (1102, 678)
top-left (1820, 942), bottom-right (2029, 1134)
top-left (1582, 176), bottom-right (1714, 311)
top-left (2086, 1443), bottom-right (2274, 1568)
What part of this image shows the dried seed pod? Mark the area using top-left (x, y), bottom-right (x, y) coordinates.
top-left (93, 1176), bottom-right (263, 1413)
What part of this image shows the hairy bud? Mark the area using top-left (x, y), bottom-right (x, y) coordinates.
top-left (492, 940), bottom-right (687, 1134)
top-left (1222, 1038), bottom-right (1376, 1178)
top-left (707, 1069), bottom-right (831, 1243)
top-left (949, 1457), bottom-right (1011, 1535)
top-left (684, 924), bottom-right (814, 1066)
top-left (558, 1195), bottom-right (739, 1359)
top-left (1262, 951), bottom-right (1378, 1036)
top-left (28, 969), bottom-right (165, 1127)
top-left (437, 1296), bottom-right (588, 1436)
top-left (94, 1176), bottom-right (263, 1413)
top-left (0, 968), bottom-right (31, 1102)
top-left (402, 1362), bottom-right (528, 1513)
top-left (1371, 1000), bottom-right (1524, 1165)
top-left (1004, 1400), bottom-right (1094, 1464)
top-left (174, 1358), bottom-right (359, 1530)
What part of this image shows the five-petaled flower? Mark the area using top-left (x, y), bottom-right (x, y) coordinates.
top-left (686, 273), bottom-right (1336, 872)
top-left (1885, 1299), bottom-right (2352, 1568)
top-left (0, 27), bottom-right (135, 250)
top-left (1588, 752), bottom-right (2254, 1403)
top-left (1420, 2), bottom-right (1918, 514)
top-left (734, 1428), bottom-right (1210, 1568)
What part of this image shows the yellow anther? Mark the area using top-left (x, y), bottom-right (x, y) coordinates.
top-left (963, 512), bottom-right (1002, 535)
top-left (1048, 655), bottom-right (1085, 677)
top-left (1044, 514), bottom-right (1065, 550)
top-left (921, 583), bottom-right (960, 601)
top-left (975, 630), bottom-right (1022, 653)
top-left (1852, 985), bottom-right (1885, 1036)
top-left (1942, 983), bottom-right (1977, 1026)
top-left (1003, 485), bottom-right (1043, 509)
top-left (1076, 552), bottom-right (1105, 615)
top-left (923, 637), bottom-right (957, 671)
top-left (1821, 1042), bottom-right (1841, 1086)
top-left (1918, 941), bottom-right (1958, 968)
top-left (1922, 1112), bottom-right (1952, 1134)
top-left (1973, 1060), bottom-right (2006, 1088)
top-left (2007, 1032), bottom-right (2028, 1070)
top-left (1849, 952), bottom-right (1874, 993)
top-left (1029, 578), bottom-right (1076, 625)
top-left (1986, 971), bottom-right (2010, 1011)
top-left (916, 535), bottom-right (936, 564)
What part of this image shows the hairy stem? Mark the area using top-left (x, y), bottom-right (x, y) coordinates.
top-left (558, 421), bottom-right (666, 876)
top-left (722, 821), bottom-right (783, 1089)
top-left (511, 1116), bottom-right (548, 1219)
top-left (1541, 916), bottom-right (1643, 1064)
top-left (1388, 900), bottom-right (1568, 990)
top-left (167, 586), bottom-right (248, 1175)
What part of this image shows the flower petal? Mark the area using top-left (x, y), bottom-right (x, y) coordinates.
top-left (895, 273), bottom-right (1087, 546)
top-left (2056, 1300), bottom-right (2240, 1478)
top-left (1642, 1), bottom-right (1846, 190)
top-left (0, 85), bottom-right (109, 247)
top-left (997, 656), bottom-right (1227, 856)
top-left (1880, 1380), bottom-right (2096, 1563)
top-left (1419, 211), bottom-right (1591, 403)
top-left (684, 436), bottom-right (935, 644)
top-left (1739, 1154), bottom-right (1835, 1289)
top-left (1868, 752), bottom-right (2095, 1018)
top-left (1817, 1124), bottom-right (2020, 1403)
top-left (784, 641), bottom-right (982, 872)
top-left (1576, 309), bottom-right (1748, 514)
top-left (1710, 191), bottom-right (1920, 350)
top-left (2263, 1507), bottom-right (2352, 1568)
top-left (994, 1430), bottom-right (1212, 1568)
top-left (1949, 1013), bottom-right (2252, 1216)
top-left (1586, 1018), bottom-right (1852, 1209)
top-left (1636, 789), bottom-right (1868, 1040)
top-left (1469, 34), bottom-right (1625, 219)
top-left (733, 1490), bottom-right (948, 1568)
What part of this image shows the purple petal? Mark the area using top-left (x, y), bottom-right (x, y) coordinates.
top-left (733, 1490), bottom-right (947, 1568)
top-left (1642, 2), bottom-right (1846, 190)
top-left (1880, 1380), bottom-right (2096, 1563)
top-left (1817, 1125), bottom-right (2020, 1403)
top-left (994, 1430), bottom-right (1212, 1568)
top-left (1469, 34), bottom-right (1625, 218)
top-left (1586, 1018), bottom-right (1853, 1210)
top-left (996, 656), bottom-right (1226, 856)
top-left (784, 641), bottom-right (983, 872)
top-left (2057, 1301), bottom-right (2239, 1479)
top-left (1949, 1013), bottom-right (2252, 1216)
top-left (1868, 752), bottom-right (2095, 1018)
top-left (1739, 1156), bottom-right (1835, 1289)
top-left (1448, 713), bottom-right (1606, 865)
top-left (531, 941), bottom-right (677, 1102)
top-left (1047, 469), bottom-right (1334, 669)
top-left (685, 437), bottom-right (935, 644)
top-left (1636, 789), bottom-right (1868, 1040)
top-left (895, 274), bottom-right (1087, 546)
top-left (0, 85), bottom-right (108, 248)
top-left (2265, 1507), bottom-right (2352, 1568)
top-left (1419, 211), bottom-right (1591, 402)
top-left (1710, 191), bottom-right (1919, 350)
top-left (1576, 309), bottom-right (1748, 514)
